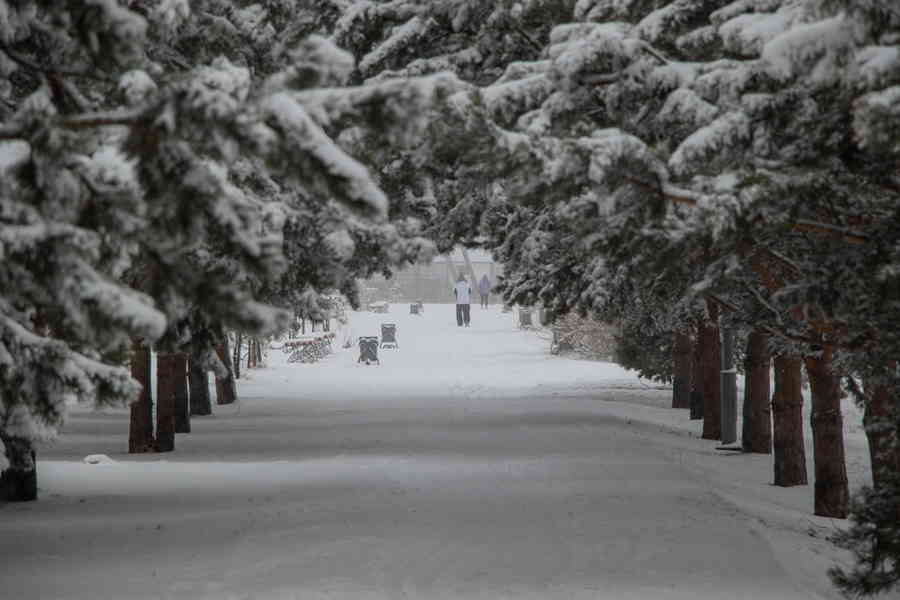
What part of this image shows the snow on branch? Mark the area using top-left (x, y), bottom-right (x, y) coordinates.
top-left (668, 111), bottom-right (751, 177)
top-left (852, 46), bottom-right (900, 88)
top-left (359, 15), bottom-right (434, 75)
top-left (260, 92), bottom-right (389, 221)
top-left (852, 85), bottom-right (900, 154)
top-left (656, 88), bottom-right (719, 131)
top-left (483, 74), bottom-right (555, 125)
top-left (718, 5), bottom-right (802, 57)
top-left (634, 0), bottom-right (709, 46)
top-left (761, 14), bottom-right (856, 83)
top-left (292, 72), bottom-right (466, 131)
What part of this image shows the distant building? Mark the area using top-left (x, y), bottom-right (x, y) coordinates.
top-left (360, 248), bottom-right (502, 304)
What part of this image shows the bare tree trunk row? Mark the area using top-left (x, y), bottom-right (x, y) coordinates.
top-left (128, 334), bottom-right (241, 454)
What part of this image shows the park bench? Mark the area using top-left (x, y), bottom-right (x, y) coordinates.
top-left (283, 332), bottom-right (335, 363)
top-left (368, 301), bottom-right (389, 313)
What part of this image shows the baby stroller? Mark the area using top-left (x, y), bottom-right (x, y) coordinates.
top-left (380, 323), bottom-right (398, 349)
top-left (358, 336), bottom-right (380, 365)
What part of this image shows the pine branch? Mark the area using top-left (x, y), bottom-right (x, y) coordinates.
top-left (0, 105), bottom-right (149, 140)
top-left (638, 41), bottom-right (669, 65)
top-left (0, 43), bottom-right (114, 83)
top-left (582, 72), bottom-right (621, 85)
top-left (793, 220), bottom-right (868, 244)
top-left (513, 25), bottom-right (544, 55)
top-left (757, 246), bottom-right (802, 277)
top-left (705, 293), bottom-right (740, 313)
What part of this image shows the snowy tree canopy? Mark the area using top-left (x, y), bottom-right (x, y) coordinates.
top-left (0, 1), bottom-right (464, 453)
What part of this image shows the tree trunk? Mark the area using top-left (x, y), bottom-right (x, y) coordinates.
top-left (248, 339), bottom-right (256, 369)
top-left (129, 339), bottom-right (155, 453)
top-left (189, 353), bottom-right (212, 416)
top-left (772, 354), bottom-right (807, 486)
top-left (742, 329), bottom-right (772, 454)
top-left (173, 353), bottom-right (190, 434)
top-left (672, 331), bottom-right (691, 409)
top-left (215, 340), bottom-right (237, 405)
top-left (232, 332), bottom-right (242, 380)
top-left (701, 300), bottom-right (722, 440)
top-left (155, 353), bottom-right (178, 452)
top-left (720, 327), bottom-right (738, 445)
top-left (863, 377), bottom-right (900, 490)
top-left (0, 435), bottom-right (37, 502)
top-left (805, 348), bottom-right (849, 518)
top-left (690, 330), bottom-right (704, 420)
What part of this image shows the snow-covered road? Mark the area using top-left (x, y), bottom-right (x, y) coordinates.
top-left (3, 304), bottom-right (835, 599)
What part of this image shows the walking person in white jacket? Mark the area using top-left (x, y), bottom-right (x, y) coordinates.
top-left (453, 274), bottom-right (472, 327)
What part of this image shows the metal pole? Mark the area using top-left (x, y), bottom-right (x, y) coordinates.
top-left (721, 326), bottom-right (737, 444)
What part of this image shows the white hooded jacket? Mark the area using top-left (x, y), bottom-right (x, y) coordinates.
top-left (454, 280), bottom-right (471, 304)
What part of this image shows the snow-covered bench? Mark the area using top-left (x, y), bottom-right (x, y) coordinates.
top-left (283, 332), bottom-right (336, 363)
top-left (368, 301), bottom-right (389, 313)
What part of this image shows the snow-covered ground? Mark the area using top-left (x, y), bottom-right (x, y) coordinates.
top-left (3, 304), bottom-right (867, 600)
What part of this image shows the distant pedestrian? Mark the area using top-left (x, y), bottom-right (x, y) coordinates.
top-left (453, 274), bottom-right (471, 327)
top-left (478, 274), bottom-right (491, 308)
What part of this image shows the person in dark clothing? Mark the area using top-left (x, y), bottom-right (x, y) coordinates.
top-left (453, 275), bottom-right (471, 326)
top-left (478, 274), bottom-right (491, 308)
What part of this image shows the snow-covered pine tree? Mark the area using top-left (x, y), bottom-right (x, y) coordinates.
top-left (465, 0), bottom-right (897, 587)
top-left (322, 0), bottom-right (579, 254)
top-left (0, 1), bottom-right (464, 499)
top-left (468, 0), bottom-right (899, 518)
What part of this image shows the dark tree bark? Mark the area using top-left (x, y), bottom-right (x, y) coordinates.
top-left (215, 340), bottom-right (237, 405)
top-left (690, 328), bottom-right (704, 420)
top-left (772, 354), bottom-right (807, 486)
top-left (742, 329), bottom-right (772, 454)
top-left (0, 435), bottom-right (37, 502)
top-left (155, 353), bottom-right (178, 452)
top-left (129, 339), bottom-right (155, 453)
top-left (232, 333), bottom-right (242, 380)
top-left (672, 331), bottom-right (692, 409)
top-left (189, 353), bottom-right (212, 416)
top-left (173, 353), bottom-right (190, 434)
top-left (863, 377), bottom-right (900, 490)
top-left (701, 300), bottom-right (722, 440)
top-left (805, 348), bottom-right (849, 518)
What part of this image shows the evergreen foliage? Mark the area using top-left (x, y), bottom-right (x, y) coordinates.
top-left (0, 1), bottom-right (462, 492)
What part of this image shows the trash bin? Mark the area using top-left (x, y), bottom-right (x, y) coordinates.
top-left (380, 323), bottom-right (398, 349)
top-left (358, 336), bottom-right (380, 365)
top-left (518, 308), bottom-right (533, 328)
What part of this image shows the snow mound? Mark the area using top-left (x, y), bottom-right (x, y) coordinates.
top-left (83, 454), bottom-right (116, 465)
